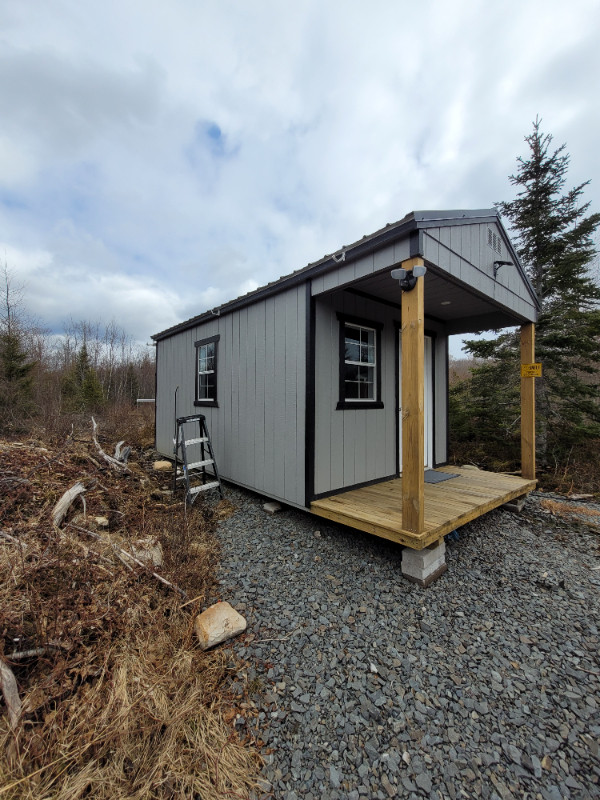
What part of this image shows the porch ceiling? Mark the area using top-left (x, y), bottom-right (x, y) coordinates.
top-left (349, 267), bottom-right (525, 335)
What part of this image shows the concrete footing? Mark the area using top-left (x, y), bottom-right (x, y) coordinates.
top-left (402, 540), bottom-right (447, 587)
top-left (502, 494), bottom-right (527, 513)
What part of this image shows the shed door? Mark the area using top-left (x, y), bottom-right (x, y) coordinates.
top-left (398, 333), bottom-right (434, 470)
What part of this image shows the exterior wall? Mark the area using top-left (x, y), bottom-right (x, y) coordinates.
top-left (310, 237), bottom-right (412, 296)
top-left (422, 221), bottom-right (537, 321)
top-left (156, 285), bottom-right (306, 507)
top-left (313, 291), bottom-right (448, 497)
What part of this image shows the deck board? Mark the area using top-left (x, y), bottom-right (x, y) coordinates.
top-left (310, 467), bottom-right (536, 549)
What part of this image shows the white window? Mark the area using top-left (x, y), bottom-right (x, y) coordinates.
top-left (343, 323), bottom-right (376, 401)
top-left (195, 335), bottom-right (219, 406)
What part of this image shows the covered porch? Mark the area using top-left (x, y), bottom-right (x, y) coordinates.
top-left (311, 466), bottom-right (537, 550)
top-left (307, 213), bottom-right (540, 583)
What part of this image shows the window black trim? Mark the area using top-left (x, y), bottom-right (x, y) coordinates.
top-left (194, 334), bottom-right (220, 408)
top-left (336, 313), bottom-right (383, 410)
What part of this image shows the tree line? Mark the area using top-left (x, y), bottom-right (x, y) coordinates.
top-left (0, 270), bottom-right (155, 434)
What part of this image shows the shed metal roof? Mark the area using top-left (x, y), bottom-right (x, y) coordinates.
top-left (152, 209), bottom-right (538, 341)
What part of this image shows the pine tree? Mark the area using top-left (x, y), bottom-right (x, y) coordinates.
top-left (0, 330), bottom-right (36, 430)
top-left (62, 342), bottom-right (105, 412)
top-left (454, 118), bottom-right (600, 468)
top-left (0, 266), bottom-right (36, 431)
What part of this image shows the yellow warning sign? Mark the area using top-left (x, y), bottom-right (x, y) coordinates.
top-left (521, 363), bottom-right (542, 378)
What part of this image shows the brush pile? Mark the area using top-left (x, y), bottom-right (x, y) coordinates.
top-left (0, 416), bottom-right (261, 799)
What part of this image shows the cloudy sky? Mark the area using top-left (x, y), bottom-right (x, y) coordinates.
top-left (1, 0), bottom-right (599, 351)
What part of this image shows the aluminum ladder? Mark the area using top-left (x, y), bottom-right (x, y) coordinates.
top-left (173, 414), bottom-right (223, 504)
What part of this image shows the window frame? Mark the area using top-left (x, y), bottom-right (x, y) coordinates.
top-left (194, 334), bottom-right (220, 408)
top-left (336, 313), bottom-right (384, 410)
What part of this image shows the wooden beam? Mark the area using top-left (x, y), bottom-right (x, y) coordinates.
top-left (521, 323), bottom-right (536, 480)
top-left (401, 257), bottom-right (425, 533)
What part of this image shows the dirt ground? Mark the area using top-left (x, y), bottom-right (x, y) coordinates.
top-left (0, 416), bottom-right (262, 799)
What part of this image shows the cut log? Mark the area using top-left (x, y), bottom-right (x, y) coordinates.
top-left (52, 482), bottom-right (86, 528)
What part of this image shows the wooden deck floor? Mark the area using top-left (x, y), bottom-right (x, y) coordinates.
top-left (310, 467), bottom-right (536, 549)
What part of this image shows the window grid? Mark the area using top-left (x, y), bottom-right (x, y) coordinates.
top-left (197, 341), bottom-right (215, 401)
top-left (344, 323), bottom-right (376, 401)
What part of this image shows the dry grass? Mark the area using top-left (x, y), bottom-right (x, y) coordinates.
top-left (0, 413), bottom-right (262, 799)
top-left (540, 498), bottom-right (600, 519)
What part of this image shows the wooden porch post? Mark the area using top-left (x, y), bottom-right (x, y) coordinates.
top-left (401, 257), bottom-right (425, 534)
top-left (521, 323), bottom-right (536, 480)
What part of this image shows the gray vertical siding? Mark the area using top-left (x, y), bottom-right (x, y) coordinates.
top-left (314, 293), bottom-right (395, 496)
top-left (313, 292), bottom-right (449, 496)
top-left (422, 221), bottom-right (537, 320)
top-left (156, 285), bottom-right (306, 508)
top-left (310, 238), bottom-right (412, 296)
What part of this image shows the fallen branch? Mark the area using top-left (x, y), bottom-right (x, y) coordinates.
top-left (0, 475), bottom-right (31, 490)
top-left (91, 417), bottom-right (130, 472)
top-left (52, 482), bottom-right (87, 528)
top-left (0, 656), bottom-right (22, 729)
top-left (1, 530), bottom-right (22, 545)
top-left (114, 440), bottom-right (131, 464)
top-left (67, 523), bottom-right (187, 600)
top-left (8, 646), bottom-right (62, 662)
top-left (179, 593), bottom-right (206, 610)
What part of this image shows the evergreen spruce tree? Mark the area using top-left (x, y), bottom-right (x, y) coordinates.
top-left (453, 118), bottom-right (600, 468)
top-left (0, 329), bottom-right (36, 430)
top-left (0, 266), bottom-right (36, 431)
top-left (62, 342), bottom-right (105, 412)
top-left (124, 363), bottom-right (140, 405)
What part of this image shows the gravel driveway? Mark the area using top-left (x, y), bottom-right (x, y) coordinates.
top-left (214, 486), bottom-right (600, 800)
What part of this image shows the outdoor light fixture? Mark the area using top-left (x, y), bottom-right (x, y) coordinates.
top-left (391, 265), bottom-right (427, 292)
top-left (493, 260), bottom-right (514, 278)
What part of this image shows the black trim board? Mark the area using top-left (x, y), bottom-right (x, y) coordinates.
top-left (194, 334), bottom-right (220, 408)
top-left (304, 283), bottom-right (316, 508)
top-left (394, 320), bottom-right (400, 475)
top-left (336, 312), bottom-right (384, 410)
top-left (154, 339), bottom-right (159, 451)
top-left (444, 335), bottom-right (450, 465)
top-left (311, 472), bottom-right (400, 502)
top-left (344, 287), bottom-right (447, 327)
top-left (409, 229), bottom-right (423, 258)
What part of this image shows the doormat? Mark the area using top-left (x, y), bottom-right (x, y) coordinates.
top-left (424, 469), bottom-right (459, 484)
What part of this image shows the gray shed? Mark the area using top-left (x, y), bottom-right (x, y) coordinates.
top-left (152, 208), bottom-right (539, 567)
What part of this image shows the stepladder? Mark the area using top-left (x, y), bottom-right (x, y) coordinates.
top-left (173, 414), bottom-right (223, 505)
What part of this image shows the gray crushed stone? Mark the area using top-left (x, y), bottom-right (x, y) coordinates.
top-left (211, 486), bottom-right (600, 799)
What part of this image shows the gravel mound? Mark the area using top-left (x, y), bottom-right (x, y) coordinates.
top-left (214, 486), bottom-right (600, 800)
